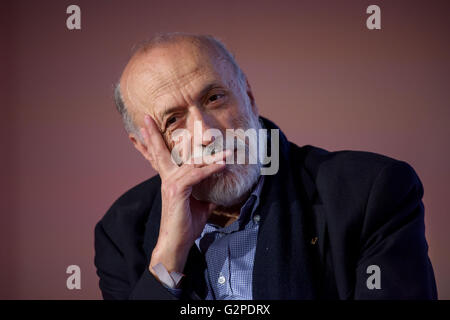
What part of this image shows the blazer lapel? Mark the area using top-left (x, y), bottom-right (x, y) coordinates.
top-left (252, 127), bottom-right (320, 299)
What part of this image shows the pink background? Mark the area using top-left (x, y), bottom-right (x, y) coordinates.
top-left (1, 0), bottom-right (449, 299)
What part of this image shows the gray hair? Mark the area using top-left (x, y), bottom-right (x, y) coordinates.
top-left (114, 83), bottom-right (138, 137)
top-left (113, 32), bottom-right (246, 139)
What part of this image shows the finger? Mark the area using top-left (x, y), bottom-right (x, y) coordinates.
top-left (186, 149), bottom-right (232, 167)
top-left (178, 162), bottom-right (227, 188)
top-left (168, 149), bottom-right (231, 183)
top-left (141, 114), bottom-right (177, 173)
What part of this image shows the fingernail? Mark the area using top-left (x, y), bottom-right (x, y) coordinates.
top-left (144, 115), bottom-right (150, 125)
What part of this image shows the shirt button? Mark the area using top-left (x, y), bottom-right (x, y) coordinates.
top-left (218, 275), bottom-right (226, 284)
top-left (253, 215), bottom-right (261, 224)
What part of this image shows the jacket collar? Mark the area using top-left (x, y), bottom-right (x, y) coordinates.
top-left (250, 117), bottom-right (319, 299)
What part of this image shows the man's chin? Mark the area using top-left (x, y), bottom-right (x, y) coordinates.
top-left (191, 167), bottom-right (231, 204)
top-left (191, 164), bottom-right (260, 207)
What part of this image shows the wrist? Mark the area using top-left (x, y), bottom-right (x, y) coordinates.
top-left (150, 262), bottom-right (185, 289)
top-left (150, 240), bottom-right (190, 274)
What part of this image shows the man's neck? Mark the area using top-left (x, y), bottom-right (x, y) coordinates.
top-left (208, 190), bottom-right (251, 228)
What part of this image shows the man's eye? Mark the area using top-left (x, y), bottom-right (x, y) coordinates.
top-left (167, 116), bottom-right (177, 126)
top-left (208, 94), bottom-right (224, 103)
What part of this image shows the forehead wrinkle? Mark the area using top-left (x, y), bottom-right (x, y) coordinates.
top-left (122, 62), bottom-right (155, 118)
top-left (150, 65), bottom-right (202, 102)
top-left (150, 65), bottom-right (224, 121)
top-left (153, 75), bottom-right (225, 123)
top-left (121, 41), bottom-right (234, 122)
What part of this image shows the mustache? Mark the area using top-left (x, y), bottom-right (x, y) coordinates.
top-left (171, 134), bottom-right (255, 166)
top-left (203, 134), bottom-right (250, 158)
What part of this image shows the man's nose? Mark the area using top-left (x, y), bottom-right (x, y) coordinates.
top-left (189, 110), bottom-right (217, 147)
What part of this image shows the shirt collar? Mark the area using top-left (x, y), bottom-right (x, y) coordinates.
top-left (247, 174), bottom-right (264, 218)
top-left (233, 173), bottom-right (265, 230)
top-left (202, 173), bottom-right (265, 233)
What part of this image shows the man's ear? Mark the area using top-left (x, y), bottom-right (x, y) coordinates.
top-left (245, 78), bottom-right (258, 115)
top-left (129, 133), bottom-right (148, 158)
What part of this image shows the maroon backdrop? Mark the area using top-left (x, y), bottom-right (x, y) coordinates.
top-left (1, 0), bottom-right (449, 299)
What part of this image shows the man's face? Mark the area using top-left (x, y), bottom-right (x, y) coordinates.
top-left (120, 40), bottom-right (261, 206)
top-left (121, 41), bottom-right (254, 151)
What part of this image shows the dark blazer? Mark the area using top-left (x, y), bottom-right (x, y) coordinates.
top-left (94, 117), bottom-right (437, 300)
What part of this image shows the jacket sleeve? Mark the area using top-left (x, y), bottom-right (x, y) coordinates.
top-left (94, 220), bottom-right (178, 300)
top-left (354, 161), bottom-right (437, 299)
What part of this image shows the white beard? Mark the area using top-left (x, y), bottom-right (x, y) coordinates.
top-left (191, 111), bottom-right (263, 207)
top-left (192, 160), bottom-right (261, 207)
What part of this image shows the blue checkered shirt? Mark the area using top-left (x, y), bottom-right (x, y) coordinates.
top-left (167, 176), bottom-right (264, 300)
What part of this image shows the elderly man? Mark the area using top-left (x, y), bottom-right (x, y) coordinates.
top-left (94, 33), bottom-right (437, 300)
